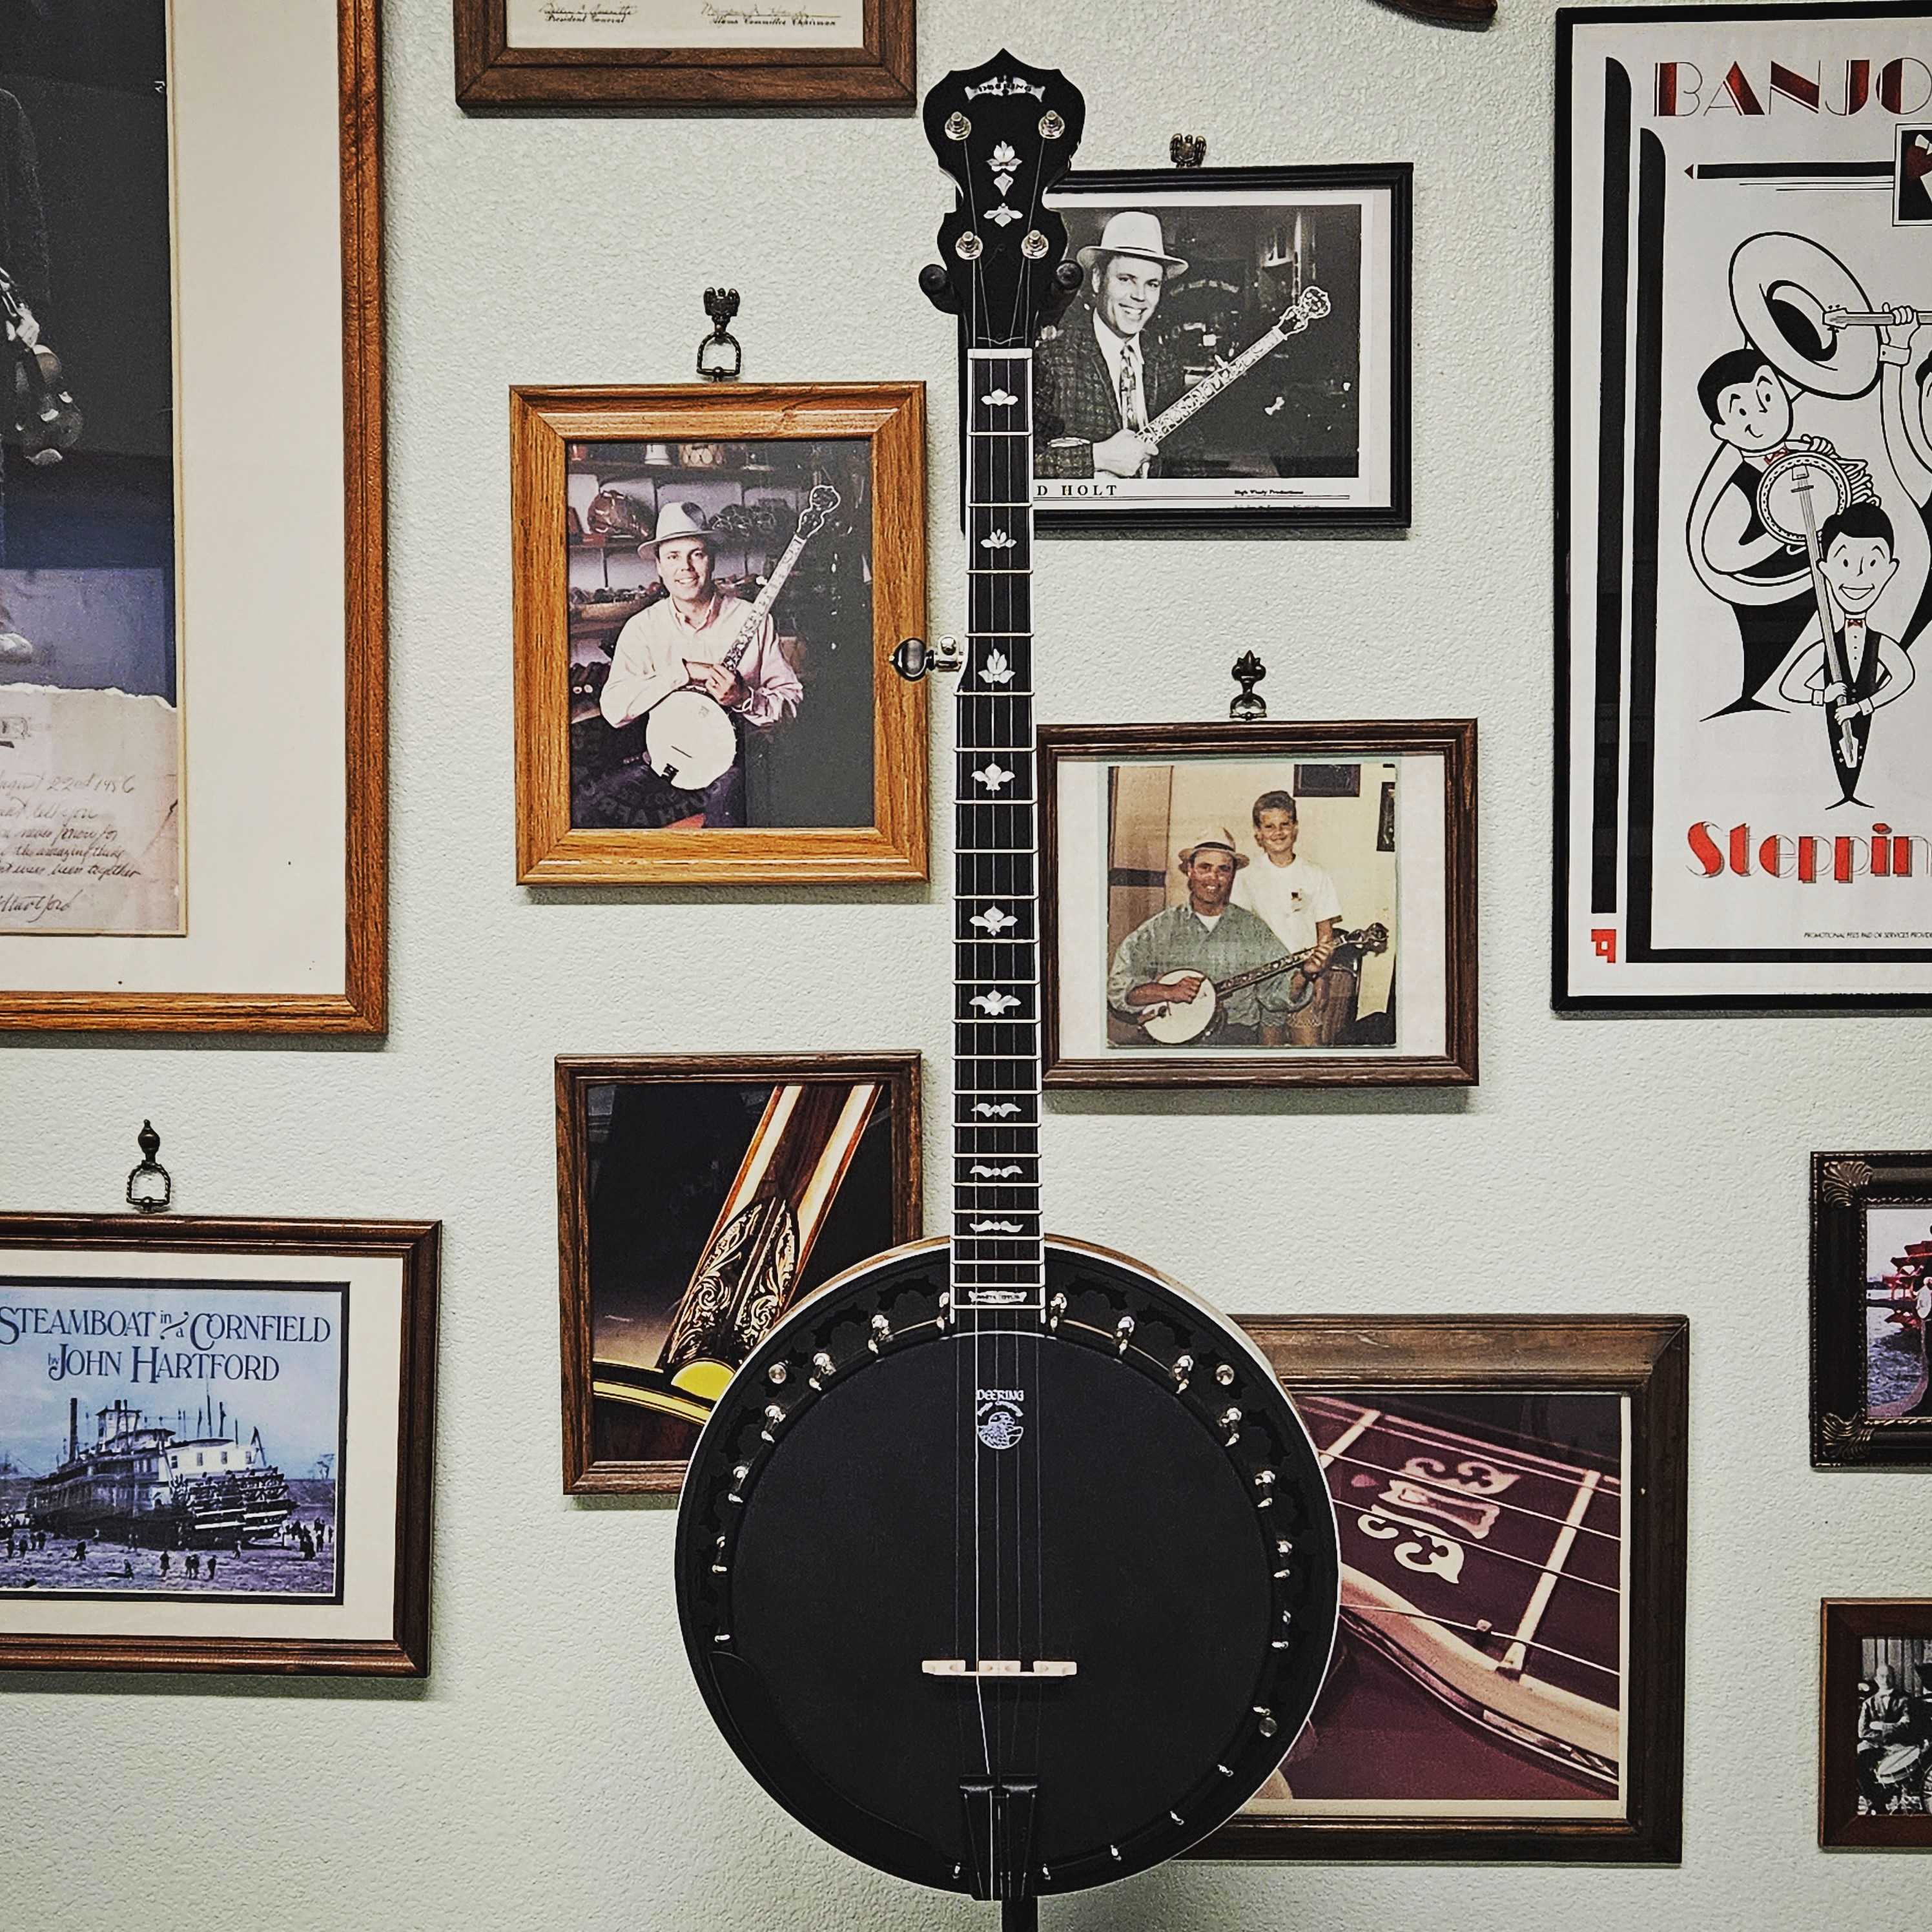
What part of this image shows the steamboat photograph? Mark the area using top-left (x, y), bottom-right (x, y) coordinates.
top-left (0, 1278), bottom-right (347, 1602)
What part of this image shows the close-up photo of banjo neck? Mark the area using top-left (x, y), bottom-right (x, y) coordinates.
top-left (675, 52), bottom-right (1343, 1931)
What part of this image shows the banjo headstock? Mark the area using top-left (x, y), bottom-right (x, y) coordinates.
top-left (920, 50), bottom-right (1086, 350)
top-left (1281, 285), bottom-right (1333, 333)
top-left (795, 483), bottom-right (841, 540)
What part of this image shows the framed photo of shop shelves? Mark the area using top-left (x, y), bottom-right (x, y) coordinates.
top-left (1039, 721), bottom-right (1478, 1088)
top-left (511, 384), bottom-right (927, 885)
top-left (1820, 1599), bottom-right (1932, 1845)
top-left (0, 0), bottom-right (387, 1033)
top-left (1198, 1315), bottom-right (1689, 1864)
top-left (1556, 3), bottom-right (1932, 1011)
top-left (452, 0), bottom-right (915, 114)
top-left (1810, 1151), bottom-right (1932, 1468)
top-left (1025, 165), bottom-right (1411, 533)
top-left (557, 1052), bottom-right (921, 1493)
top-left (0, 1215), bottom-right (438, 1676)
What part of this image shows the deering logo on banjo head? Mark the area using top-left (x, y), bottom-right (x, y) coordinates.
top-left (976, 1389), bottom-right (1025, 1450)
top-left (676, 52), bottom-right (1342, 1932)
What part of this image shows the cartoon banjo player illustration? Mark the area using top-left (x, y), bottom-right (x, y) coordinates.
top-left (1686, 232), bottom-right (1932, 804)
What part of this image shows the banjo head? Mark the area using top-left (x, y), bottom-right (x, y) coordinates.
top-left (645, 688), bottom-right (737, 792)
top-left (1755, 447), bottom-right (1856, 550)
top-left (1138, 972), bottom-right (1218, 1044)
top-left (677, 1237), bottom-right (1340, 1900)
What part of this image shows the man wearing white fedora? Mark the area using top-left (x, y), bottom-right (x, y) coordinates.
top-left (1035, 209), bottom-right (1188, 483)
top-left (582, 500), bottom-right (803, 828)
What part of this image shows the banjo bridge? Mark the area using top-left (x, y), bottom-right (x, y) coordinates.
top-left (922, 1658), bottom-right (1078, 1680)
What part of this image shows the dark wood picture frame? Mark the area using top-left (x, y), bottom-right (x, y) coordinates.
top-left (0, 1215), bottom-right (438, 1676)
top-left (0, 0), bottom-right (387, 1034)
top-left (1810, 1151), bottom-right (1932, 1468)
top-left (1026, 163), bottom-right (1412, 536)
top-left (1198, 1315), bottom-right (1689, 1864)
top-left (1821, 1598), bottom-right (1932, 1847)
top-left (511, 384), bottom-right (927, 886)
top-left (453, 0), bottom-right (914, 114)
top-left (557, 1052), bottom-right (921, 1494)
top-left (1038, 720), bottom-right (1479, 1088)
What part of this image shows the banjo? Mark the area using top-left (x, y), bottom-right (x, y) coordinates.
top-left (1134, 285), bottom-right (1331, 462)
top-left (642, 483), bottom-right (839, 792)
top-left (1135, 923), bottom-right (1388, 1045)
top-left (676, 53), bottom-right (1341, 1929)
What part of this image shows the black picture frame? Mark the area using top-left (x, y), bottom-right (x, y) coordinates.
top-left (1811, 1151), bottom-right (1932, 1468)
top-left (1552, 2), bottom-right (1932, 1013)
top-left (1010, 163), bottom-right (1411, 536)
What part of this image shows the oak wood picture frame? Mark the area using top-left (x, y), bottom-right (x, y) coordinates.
top-left (1810, 1151), bottom-right (1932, 1468)
top-left (0, 1215), bottom-right (438, 1676)
top-left (1038, 720), bottom-right (1479, 1088)
top-left (0, 0), bottom-right (387, 1034)
top-left (453, 0), bottom-right (914, 114)
top-left (1820, 1598), bottom-right (1932, 1847)
top-left (511, 384), bottom-right (927, 886)
top-left (1200, 1314), bottom-right (1689, 1864)
top-left (557, 1051), bottom-right (921, 1494)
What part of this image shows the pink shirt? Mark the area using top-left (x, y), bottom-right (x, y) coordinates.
top-left (600, 592), bottom-right (803, 732)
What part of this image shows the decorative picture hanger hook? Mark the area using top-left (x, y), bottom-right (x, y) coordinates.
top-left (697, 287), bottom-right (743, 382)
top-left (1170, 134), bottom-right (1206, 170)
top-left (1229, 650), bottom-right (1268, 722)
top-left (125, 1119), bottom-right (172, 1214)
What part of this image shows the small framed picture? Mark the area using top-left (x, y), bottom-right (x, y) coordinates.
top-left (511, 384), bottom-right (927, 885)
top-left (1810, 1152), bottom-right (1932, 1468)
top-left (0, 1216), bottom-right (438, 1676)
top-left (1040, 721), bottom-right (1478, 1087)
top-left (1820, 1600), bottom-right (1932, 1846)
top-left (1202, 1315), bottom-right (1689, 1864)
top-left (1027, 165), bottom-right (1411, 533)
top-left (557, 1053), bottom-right (920, 1492)
top-left (452, 0), bottom-right (915, 113)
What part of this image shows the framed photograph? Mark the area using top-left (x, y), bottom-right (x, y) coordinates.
top-left (557, 1053), bottom-right (920, 1492)
top-left (0, 0), bottom-right (386, 1033)
top-left (1809, 1150), bottom-right (1932, 1466)
top-left (452, 0), bottom-right (914, 114)
top-left (1556, 3), bottom-right (1932, 1011)
top-left (1196, 1315), bottom-right (1689, 1863)
top-left (0, 1215), bottom-right (438, 1676)
top-left (1024, 165), bottom-right (1410, 533)
top-left (1040, 721), bottom-right (1478, 1088)
top-left (1821, 1599), bottom-right (1932, 1845)
top-left (511, 384), bottom-right (927, 885)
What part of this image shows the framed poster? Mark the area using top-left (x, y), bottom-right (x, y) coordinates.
top-left (0, 1215), bottom-right (438, 1676)
top-left (1810, 1150), bottom-right (1932, 1466)
top-left (511, 384), bottom-right (927, 885)
top-left (1821, 1599), bottom-right (1932, 1844)
top-left (1557, 3), bottom-right (1932, 1010)
top-left (452, 0), bottom-right (914, 112)
top-left (1040, 721), bottom-right (1478, 1087)
top-left (1026, 166), bottom-right (1410, 533)
top-left (1199, 1316), bottom-right (1689, 1864)
top-left (0, 0), bottom-right (386, 1032)
top-left (556, 1052), bottom-right (920, 1492)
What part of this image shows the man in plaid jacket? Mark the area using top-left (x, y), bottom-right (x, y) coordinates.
top-left (1035, 210), bottom-right (1188, 482)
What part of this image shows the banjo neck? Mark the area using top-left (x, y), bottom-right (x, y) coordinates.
top-left (719, 526), bottom-right (812, 673)
top-left (1211, 925), bottom-right (1367, 998)
top-left (954, 347), bottom-right (1045, 1322)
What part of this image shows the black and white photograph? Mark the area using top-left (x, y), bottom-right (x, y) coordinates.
top-left (1041, 723), bottom-right (1477, 1087)
top-left (1029, 166), bottom-right (1410, 532)
top-left (0, 0), bottom-right (180, 937)
top-left (1822, 1599), bottom-right (1932, 1846)
top-left (566, 437), bottom-right (874, 833)
top-left (1851, 1633), bottom-right (1932, 1817)
top-left (1557, 5), bottom-right (1932, 1008)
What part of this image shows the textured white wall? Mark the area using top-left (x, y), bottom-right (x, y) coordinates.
top-left (3, 0), bottom-right (1927, 1926)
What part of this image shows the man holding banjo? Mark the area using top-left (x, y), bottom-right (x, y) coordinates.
top-left (586, 501), bottom-right (803, 829)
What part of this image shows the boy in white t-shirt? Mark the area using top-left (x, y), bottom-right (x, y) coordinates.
top-left (1231, 790), bottom-right (1339, 1047)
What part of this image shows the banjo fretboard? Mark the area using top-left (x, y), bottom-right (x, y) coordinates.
top-left (952, 349), bottom-right (1043, 1315)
